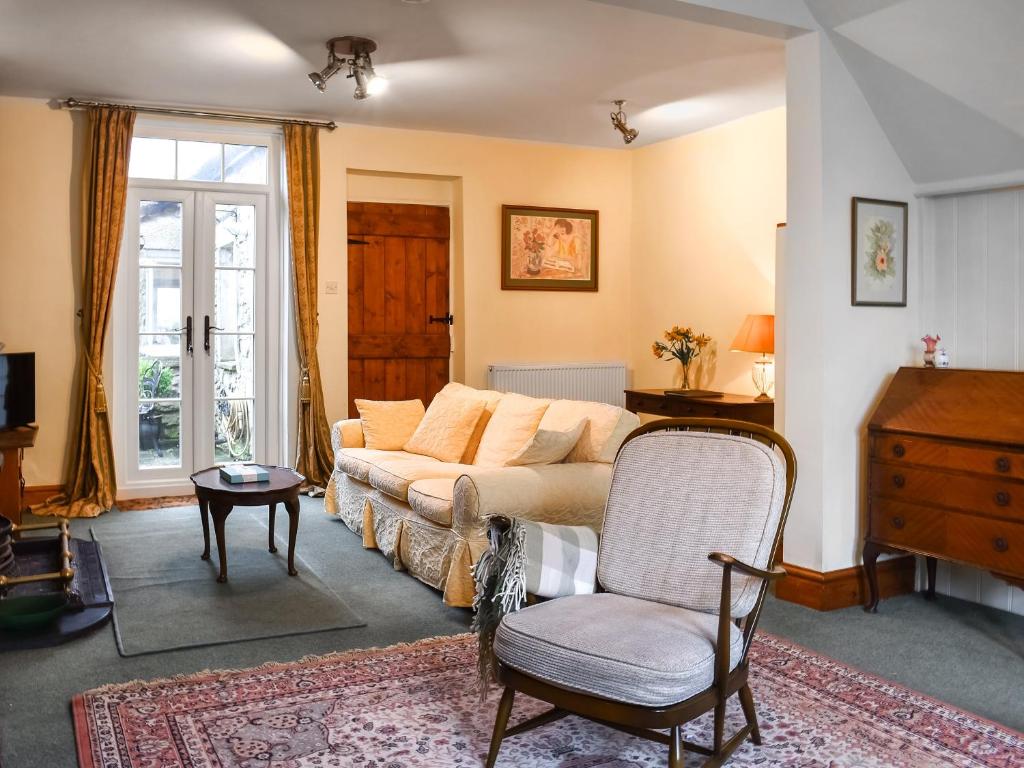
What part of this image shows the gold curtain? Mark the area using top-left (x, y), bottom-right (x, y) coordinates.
top-left (283, 123), bottom-right (333, 487)
top-left (56, 107), bottom-right (136, 517)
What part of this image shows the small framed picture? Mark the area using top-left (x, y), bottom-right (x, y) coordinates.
top-left (501, 205), bottom-right (598, 291)
top-left (851, 197), bottom-right (908, 306)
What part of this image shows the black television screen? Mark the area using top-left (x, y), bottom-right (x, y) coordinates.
top-left (0, 353), bottom-right (35, 429)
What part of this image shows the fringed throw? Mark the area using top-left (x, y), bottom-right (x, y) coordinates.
top-left (472, 517), bottom-right (599, 691)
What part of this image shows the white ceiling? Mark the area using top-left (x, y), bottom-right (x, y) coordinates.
top-left (0, 0), bottom-right (785, 148)
top-left (814, 0), bottom-right (1024, 184)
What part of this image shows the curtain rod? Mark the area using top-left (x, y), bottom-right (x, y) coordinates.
top-left (60, 98), bottom-right (337, 131)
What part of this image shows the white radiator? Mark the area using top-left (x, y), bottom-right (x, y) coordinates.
top-left (486, 362), bottom-right (628, 407)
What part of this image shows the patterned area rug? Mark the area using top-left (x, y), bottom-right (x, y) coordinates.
top-left (114, 495), bottom-right (197, 511)
top-left (73, 633), bottom-right (1023, 768)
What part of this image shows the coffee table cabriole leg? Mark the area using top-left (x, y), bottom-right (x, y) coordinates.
top-left (268, 502), bottom-right (278, 553)
top-left (199, 497), bottom-right (212, 561)
top-left (210, 501), bottom-right (233, 583)
top-left (284, 494), bottom-right (300, 577)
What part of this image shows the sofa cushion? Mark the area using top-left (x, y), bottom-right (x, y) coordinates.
top-left (354, 398), bottom-right (425, 450)
top-left (494, 592), bottom-right (742, 708)
top-left (404, 390), bottom-right (486, 463)
top-left (336, 448), bottom-right (431, 482)
top-left (506, 420), bottom-right (586, 466)
top-left (440, 382), bottom-right (505, 463)
top-left (368, 457), bottom-right (475, 502)
top-left (472, 393), bottom-right (551, 468)
top-left (540, 400), bottom-right (639, 464)
top-left (407, 478), bottom-right (456, 526)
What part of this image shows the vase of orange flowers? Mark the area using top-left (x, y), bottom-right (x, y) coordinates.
top-left (652, 325), bottom-right (711, 389)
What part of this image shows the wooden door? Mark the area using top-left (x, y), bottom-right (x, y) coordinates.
top-left (347, 202), bottom-right (451, 417)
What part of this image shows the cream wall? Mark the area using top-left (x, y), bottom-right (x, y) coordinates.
top-left (0, 97), bottom-right (82, 487)
top-left (629, 108), bottom-right (785, 394)
top-left (317, 124), bottom-right (635, 426)
top-left (0, 96), bottom-right (784, 489)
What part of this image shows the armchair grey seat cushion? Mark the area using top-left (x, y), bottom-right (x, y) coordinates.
top-left (493, 592), bottom-right (743, 708)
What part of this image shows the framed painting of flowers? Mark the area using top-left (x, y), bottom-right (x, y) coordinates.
top-left (501, 205), bottom-right (598, 291)
top-left (851, 197), bottom-right (908, 306)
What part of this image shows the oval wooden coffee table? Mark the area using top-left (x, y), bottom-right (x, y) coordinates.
top-left (189, 466), bottom-right (305, 583)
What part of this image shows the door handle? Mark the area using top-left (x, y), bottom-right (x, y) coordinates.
top-left (429, 313), bottom-right (454, 326)
top-left (204, 315), bottom-right (223, 353)
top-left (174, 316), bottom-right (193, 356)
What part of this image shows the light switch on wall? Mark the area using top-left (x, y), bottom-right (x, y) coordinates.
top-left (324, 281), bottom-right (338, 295)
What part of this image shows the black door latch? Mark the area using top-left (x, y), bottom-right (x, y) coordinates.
top-left (429, 314), bottom-right (455, 326)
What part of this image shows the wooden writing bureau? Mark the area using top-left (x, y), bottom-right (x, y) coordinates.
top-left (863, 367), bottom-right (1024, 611)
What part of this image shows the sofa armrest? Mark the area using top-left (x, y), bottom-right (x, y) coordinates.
top-left (453, 462), bottom-right (612, 537)
top-left (331, 419), bottom-right (365, 453)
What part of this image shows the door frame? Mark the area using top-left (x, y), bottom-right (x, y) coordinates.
top-left (111, 120), bottom-right (286, 498)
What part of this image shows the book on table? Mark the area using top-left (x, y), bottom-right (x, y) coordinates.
top-left (219, 464), bottom-right (270, 484)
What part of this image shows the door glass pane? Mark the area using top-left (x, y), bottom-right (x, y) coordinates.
top-left (214, 335), bottom-right (254, 398)
top-left (224, 144), bottom-right (268, 184)
top-left (139, 201), bottom-right (182, 266)
top-left (129, 138), bottom-right (175, 179)
top-left (215, 399), bottom-right (254, 463)
top-left (138, 402), bottom-right (181, 468)
top-left (178, 141), bottom-right (222, 182)
top-left (138, 268), bottom-right (181, 332)
top-left (138, 336), bottom-right (181, 399)
top-left (214, 270), bottom-right (254, 332)
top-left (214, 204), bottom-right (255, 267)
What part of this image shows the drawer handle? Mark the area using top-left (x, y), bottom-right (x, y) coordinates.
top-left (891, 516), bottom-right (905, 530)
top-left (892, 443), bottom-right (906, 458)
top-left (995, 491), bottom-right (1011, 507)
top-left (993, 537), bottom-right (1009, 553)
top-left (995, 457), bottom-right (1011, 473)
top-left (892, 474), bottom-right (905, 489)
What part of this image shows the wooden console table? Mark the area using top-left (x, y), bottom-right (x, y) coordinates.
top-left (0, 426), bottom-right (37, 527)
top-left (624, 389), bottom-right (774, 428)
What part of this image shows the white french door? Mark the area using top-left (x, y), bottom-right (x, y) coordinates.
top-left (118, 187), bottom-right (269, 491)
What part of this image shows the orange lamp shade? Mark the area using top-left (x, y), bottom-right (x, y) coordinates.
top-left (730, 314), bottom-right (774, 354)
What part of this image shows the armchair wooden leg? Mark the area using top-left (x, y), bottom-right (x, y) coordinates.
top-left (668, 725), bottom-right (685, 768)
top-left (485, 687), bottom-right (515, 768)
top-left (738, 684), bottom-right (762, 745)
top-left (712, 700), bottom-right (726, 753)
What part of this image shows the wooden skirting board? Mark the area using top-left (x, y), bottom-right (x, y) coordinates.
top-left (24, 484), bottom-right (64, 507)
top-left (775, 556), bottom-right (916, 611)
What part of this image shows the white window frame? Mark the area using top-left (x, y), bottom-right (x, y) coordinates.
top-left (111, 119), bottom-right (288, 498)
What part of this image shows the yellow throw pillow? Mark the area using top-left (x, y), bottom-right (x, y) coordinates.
top-left (354, 399), bottom-right (425, 451)
top-left (439, 382), bottom-right (504, 463)
top-left (540, 400), bottom-right (640, 463)
top-left (506, 419), bottom-right (587, 466)
top-left (472, 392), bottom-right (551, 467)
top-left (404, 391), bottom-right (486, 463)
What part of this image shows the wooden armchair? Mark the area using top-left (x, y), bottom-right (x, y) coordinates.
top-left (485, 418), bottom-right (797, 767)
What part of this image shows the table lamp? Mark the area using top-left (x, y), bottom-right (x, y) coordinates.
top-left (730, 314), bottom-right (774, 401)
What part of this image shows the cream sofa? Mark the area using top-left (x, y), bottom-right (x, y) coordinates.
top-left (325, 382), bottom-right (639, 606)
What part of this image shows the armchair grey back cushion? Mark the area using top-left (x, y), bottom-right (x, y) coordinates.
top-left (597, 430), bottom-right (786, 618)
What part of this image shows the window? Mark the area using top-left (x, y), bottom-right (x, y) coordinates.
top-left (128, 137), bottom-right (269, 185)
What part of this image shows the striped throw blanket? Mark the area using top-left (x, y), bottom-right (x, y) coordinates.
top-left (472, 517), bottom-right (599, 688)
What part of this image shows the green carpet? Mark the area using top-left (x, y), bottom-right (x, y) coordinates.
top-left (94, 507), bottom-right (364, 656)
top-left (1, 498), bottom-right (1022, 768)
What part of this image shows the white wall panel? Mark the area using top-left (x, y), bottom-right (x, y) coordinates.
top-left (923, 187), bottom-right (1024, 616)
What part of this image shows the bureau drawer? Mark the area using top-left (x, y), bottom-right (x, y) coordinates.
top-left (946, 513), bottom-right (1024, 577)
top-left (875, 434), bottom-right (1024, 481)
top-left (870, 462), bottom-right (1024, 521)
top-left (869, 498), bottom-right (946, 552)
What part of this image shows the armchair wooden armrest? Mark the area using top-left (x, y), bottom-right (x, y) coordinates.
top-left (708, 552), bottom-right (786, 581)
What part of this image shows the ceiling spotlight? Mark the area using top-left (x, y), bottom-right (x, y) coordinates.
top-left (308, 36), bottom-right (384, 100)
top-left (610, 100), bottom-right (639, 144)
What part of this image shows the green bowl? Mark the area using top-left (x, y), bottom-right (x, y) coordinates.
top-left (0, 594), bottom-right (67, 631)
